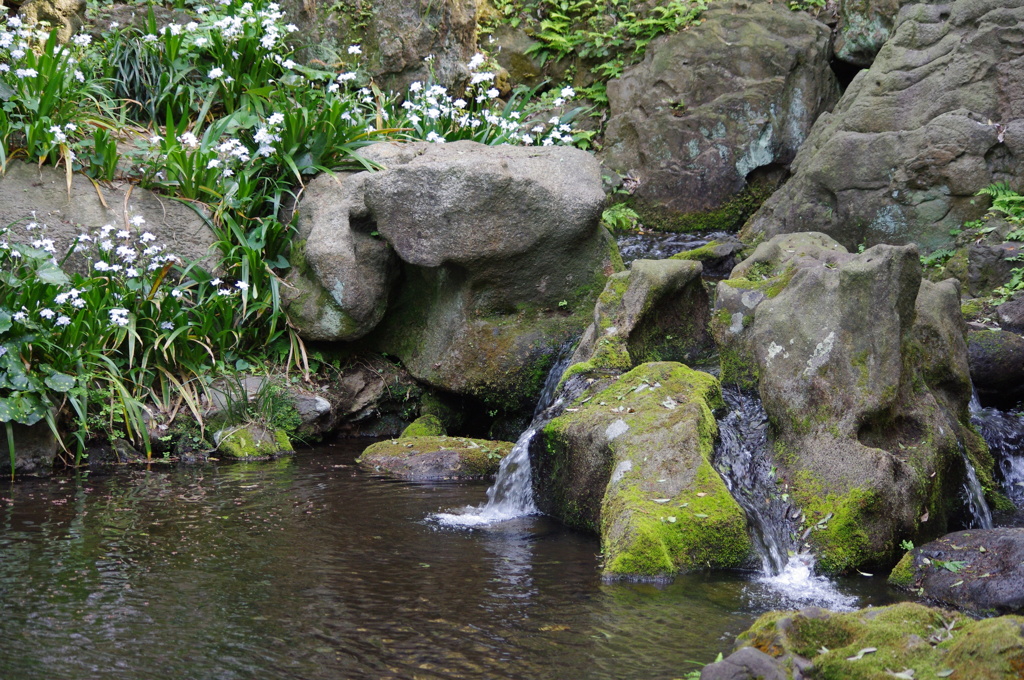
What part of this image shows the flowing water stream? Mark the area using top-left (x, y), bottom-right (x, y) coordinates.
top-left (971, 396), bottom-right (1024, 508)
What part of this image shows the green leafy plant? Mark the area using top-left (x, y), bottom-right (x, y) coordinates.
top-left (601, 202), bottom-right (641, 232)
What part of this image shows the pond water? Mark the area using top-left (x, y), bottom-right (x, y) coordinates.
top-left (0, 441), bottom-right (905, 680)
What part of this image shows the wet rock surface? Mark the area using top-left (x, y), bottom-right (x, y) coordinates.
top-left (890, 528), bottom-right (1024, 614)
top-left (968, 330), bottom-right (1024, 407)
top-left (712, 232), bottom-right (987, 573)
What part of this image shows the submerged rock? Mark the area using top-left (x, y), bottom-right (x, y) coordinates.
top-left (601, 1), bottom-right (838, 227)
top-left (890, 528), bottom-right (1024, 615)
top-left (534, 362), bottom-right (753, 579)
top-left (731, 602), bottom-right (1024, 680)
top-left (5, 421), bottom-right (58, 477)
top-left (215, 424), bottom-right (293, 459)
top-left (712, 232), bottom-right (991, 573)
top-left (744, 0), bottom-right (1024, 251)
top-left (357, 436), bottom-right (511, 480)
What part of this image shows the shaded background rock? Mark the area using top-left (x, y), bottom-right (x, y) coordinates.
top-left (967, 330), bottom-right (1024, 408)
top-left (6, 421), bottom-right (59, 477)
top-left (279, 0), bottom-right (477, 91)
top-left (600, 1), bottom-right (839, 230)
top-left (890, 528), bottom-right (1024, 614)
top-left (744, 0), bottom-right (1024, 252)
top-left (19, 0), bottom-right (85, 42)
top-left (712, 232), bottom-right (990, 572)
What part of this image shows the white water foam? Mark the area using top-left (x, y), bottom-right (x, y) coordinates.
top-left (752, 554), bottom-right (857, 612)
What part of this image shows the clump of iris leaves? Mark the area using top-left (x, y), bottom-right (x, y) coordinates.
top-left (0, 0), bottom-right (591, 475)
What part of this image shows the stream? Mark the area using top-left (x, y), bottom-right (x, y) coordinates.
top-left (0, 442), bottom-right (905, 680)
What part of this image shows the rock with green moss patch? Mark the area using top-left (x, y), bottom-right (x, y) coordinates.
top-left (357, 435), bottom-right (511, 480)
top-left (401, 414), bottom-right (446, 438)
top-left (714, 232), bottom-right (990, 573)
top-left (563, 258), bottom-right (715, 386)
top-left (535, 362), bottom-right (754, 579)
top-left (215, 425), bottom-right (294, 460)
top-left (668, 238), bottom-right (747, 277)
top-left (734, 602), bottom-right (1024, 680)
top-left (890, 528), bottom-right (1024, 615)
top-left (601, 2), bottom-right (838, 225)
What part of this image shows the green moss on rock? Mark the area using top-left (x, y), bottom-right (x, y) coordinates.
top-left (400, 414), bottom-right (446, 437)
top-left (216, 425), bottom-right (294, 459)
top-left (887, 551), bottom-right (916, 588)
top-left (791, 472), bottom-right (885, 574)
top-left (739, 602), bottom-right (1024, 680)
top-left (627, 181), bottom-right (776, 234)
top-left (357, 435), bottom-right (511, 479)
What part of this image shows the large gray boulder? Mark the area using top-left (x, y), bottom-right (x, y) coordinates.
top-left (534, 362), bottom-right (753, 579)
top-left (744, 0), bottom-right (1024, 252)
top-left (19, 0), bottom-right (85, 42)
top-left (600, 1), bottom-right (838, 228)
top-left (833, 0), bottom-right (908, 67)
top-left (289, 141), bottom-right (616, 411)
top-left (712, 233), bottom-right (991, 573)
top-left (280, 0), bottom-right (477, 91)
top-left (0, 162), bottom-right (217, 269)
top-left (283, 172), bottom-right (397, 341)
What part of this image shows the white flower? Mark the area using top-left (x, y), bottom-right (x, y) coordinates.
top-left (207, 158), bottom-right (221, 169)
top-left (560, 86), bottom-right (575, 99)
top-left (235, 281), bottom-right (249, 290)
top-left (99, 240), bottom-right (113, 251)
top-left (72, 33), bottom-right (92, 46)
top-left (282, 59), bottom-right (295, 69)
top-left (116, 245), bottom-right (137, 262)
top-left (160, 321), bottom-right (175, 330)
top-left (211, 278), bottom-right (223, 286)
top-left (467, 53), bottom-right (485, 70)
top-left (74, 70), bottom-right (84, 82)
top-left (347, 44), bottom-right (362, 54)
top-left (116, 229), bottom-right (130, 239)
top-left (55, 315), bottom-right (71, 327)
top-left (108, 308), bottom-right (130, 327)
top-left (150, 134), bottom-right (163, 145)
top-left (409, 81), bottom-right (423, 93)
top-left (337, 72), bottom-right (357, 82)
top-left (453, 98), bottom-right (466, 109)
top-left (15, 68), bottom-right (37, 78)
top-left (171, 289), bottom-right (184, 298)
top-left (425, 131), bottom-right (445, 143)
top-left (267, 112), bottom-right (284, 127)
top-left (12, 312), bottom-right (26, 322)
top-left (218, 288), bottom-right (234, 296)
top-left (194, 36), bottom-right (209, 47)
top-left (129, 215), bottom-right (146, 227)
top-left (127, 267), bottom-right (139, 277)
top-left (486, 88), bottom-right (500, 99)
top-left (143, 34), bottom-right (158, 42)
top-left (285, 23), bottom-right (297, 32)
top-left (0, 347), bottom-right (5, 358)
top-left (140, 232), bottom-right (156, 243)
top-left (471, 72), bottom-right (494, 85)
top-left (552, 97), bottom-right (565, 107)
top-left (521, 134), bottom-right (533, 145)
top-left (327, 83), bottom-right (339, 93)
top-left (39, 308), bottom-right (56, 319)
top-left (71, 298), bottom-right (86, 309)
top-left (208, 67), bottom-right (224, 79)
top-left (177, 132), bottom-right (199, 148)
top-left (94, 261), bottom-right (111, 271)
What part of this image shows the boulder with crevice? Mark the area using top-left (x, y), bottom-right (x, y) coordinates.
top-left (744, 0), bottom-right (1024, 252)
top-left (290, 141), bottom-right (617, 412)
top-left (600, 0), bottom-right (839, 228)
top-left (534, 362), bottom-right (754, 579)
top-left (712, 232), bottom-right (991, 573)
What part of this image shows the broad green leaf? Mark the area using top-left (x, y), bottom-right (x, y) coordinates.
top-left (0, 396), bottom-right (24, 422)
top-left (44, 372), bottom-right (75, 392)
top-left (0, 311), bottom-right (11, 334)
top-left (35, 264), bottom-right (70, 285)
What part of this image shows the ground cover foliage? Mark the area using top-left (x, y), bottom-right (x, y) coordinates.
top-left (0, 0), bottom-right (594, 473)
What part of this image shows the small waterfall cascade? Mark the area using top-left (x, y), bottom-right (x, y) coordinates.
top-left (714, 387), bottom-right (856, 610)
top-left (970, 393), bottom-right (1024, 508)
top-left (712, 387), bottom-right (793, 574)
top-left (960, 446), bottom-right (994, 529)
top-left (434, 347), bottom-right (577, 527)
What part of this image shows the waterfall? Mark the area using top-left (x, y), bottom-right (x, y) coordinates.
top-left (714, 387), bottom-right (856, 610)
top-left (433, 346), bottom-right (577, 528)
top-left (970, 395), bottom-right (1024, 508)
top-left (960, 448), bottom-right (994, 529)
top-left (712, 388), bottom-right (792, 574)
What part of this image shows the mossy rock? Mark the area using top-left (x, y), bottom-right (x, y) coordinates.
top-left (357, 436), bottom-right (512, 480)
top-left (536, 362), bottom-right (753, 579)
top-left (216, 425), bottom-right (294, 460)
top-left (738, 602), bottom-right (1024, 680)
top-left (400, 414), bottom-right (446, 438)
